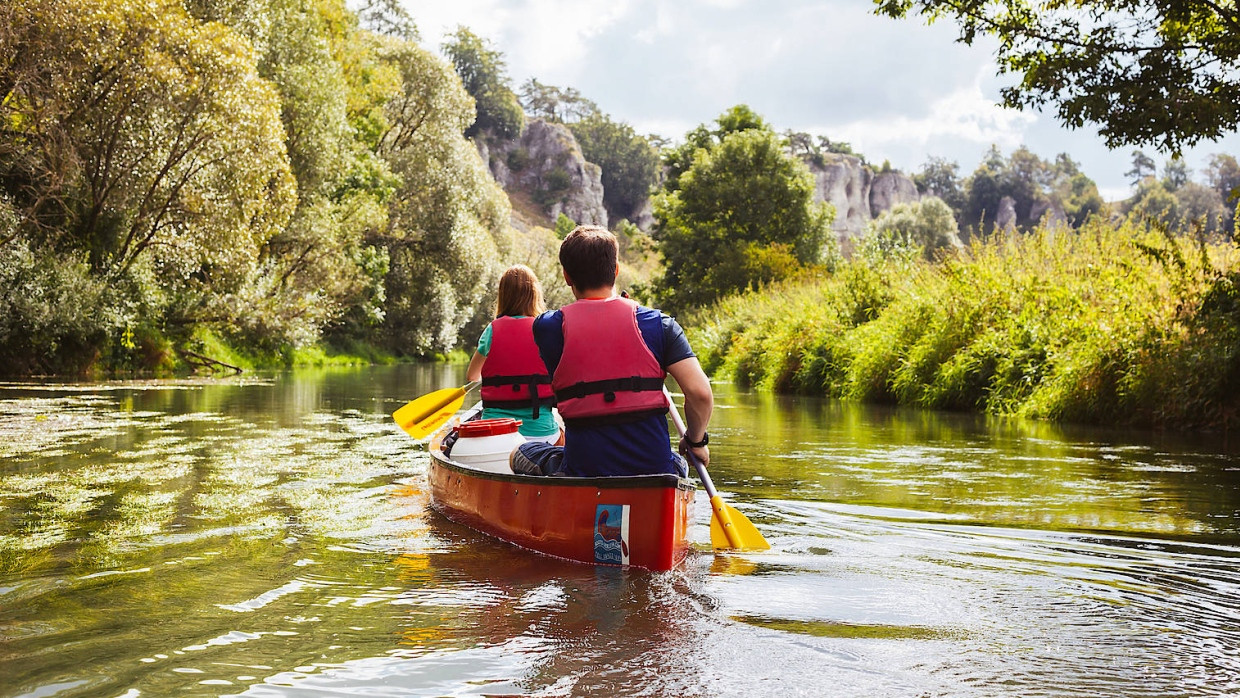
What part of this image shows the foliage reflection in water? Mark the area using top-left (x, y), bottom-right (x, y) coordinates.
top-left (0, 366), bottom-right (1238, 696)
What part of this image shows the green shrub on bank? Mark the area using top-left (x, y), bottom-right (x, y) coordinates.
top-left (692, 221), bottom-right (1240, 429)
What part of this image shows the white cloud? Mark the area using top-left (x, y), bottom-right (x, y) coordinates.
top-left (397, 0), bottom-right (1240, 191)
top-left (410, 0), bottom-right (636, 84)
top-left (824, 75), bottom-right (1037, 158)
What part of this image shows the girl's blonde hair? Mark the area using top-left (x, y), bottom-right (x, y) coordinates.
top-left (495, 264), bottom-right (545, 317)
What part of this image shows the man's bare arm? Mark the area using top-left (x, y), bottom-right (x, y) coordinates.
top-left (666, 356), bottom-right (713, 467)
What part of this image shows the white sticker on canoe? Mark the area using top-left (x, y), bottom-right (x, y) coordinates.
top-left (594, 504), bottom-right (630, 565)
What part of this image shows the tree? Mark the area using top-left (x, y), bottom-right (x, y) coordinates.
top-left (354, 0), bottom-right (418, 41)
top-left (863, 197), bottom-right (963, 260)
top-left (1127, 178), bottom-right (1180, 230)
top-left (1174, 182), bottom-right (1227, 236)
top-left (373, 38), bottom-right (512, 355)
top-left (1162, 157), bottom-right (1191, 191)
top-left (185, 0), bottom-right (400, 348)
top-left (652, 113), bottom-right (833, 312)
top-left (914, 157), bottom-right (966, 218)
top-left (962, 146), bottom-right (1104, 235)
top-left (662, 104), bottom-right (770, 192)
top-left (1205, 154), bottom-right (1240, 203)
top-left (518, 78), bottom-right (599, 123)
top-left (1204, 153), bottom-right (1240, 233)
top-left (1, 0), bottom-right (296, 361)
top-left (875, 1), bottom-right (1240, 152)
top-left (568, 114), bottom-right (659, 222)
top-left (1126, 150), bottom-right (1157, 186)
top-left (442, 27), bottom-right (523, 140)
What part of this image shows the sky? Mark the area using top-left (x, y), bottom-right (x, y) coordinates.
top-left (402, 0), bottom-right (1240, 201)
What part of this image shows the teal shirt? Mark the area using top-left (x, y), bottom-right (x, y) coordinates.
top-left (478, 318), bottom-right (558, 437)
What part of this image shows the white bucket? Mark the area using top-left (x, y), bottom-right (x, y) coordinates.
top-left (451, 418), bottom-right (525, 473)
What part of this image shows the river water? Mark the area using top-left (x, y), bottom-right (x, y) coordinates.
top-left (1, 364), bottom-right (1239, 697)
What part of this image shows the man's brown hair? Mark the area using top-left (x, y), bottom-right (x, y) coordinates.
top-left (495, 264), bottom-right (545, 317)
top-left (559, 225), bottom-right (617, 291)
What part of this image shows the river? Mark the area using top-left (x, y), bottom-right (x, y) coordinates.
top-left (2, 364), bottom-right (1238, 697)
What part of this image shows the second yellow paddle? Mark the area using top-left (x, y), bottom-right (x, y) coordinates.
top-left (664, 388), bottom-right (769, 551)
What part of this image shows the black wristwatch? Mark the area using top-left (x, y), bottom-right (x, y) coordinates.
top-left (685, 432), bottom-right (709, 448)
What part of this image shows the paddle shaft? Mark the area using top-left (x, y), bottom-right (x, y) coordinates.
top-left (664, 389), bottom-right (746, 549)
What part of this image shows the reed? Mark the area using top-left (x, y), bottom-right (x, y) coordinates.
top-left (690, 220), bottom-right (1240, 429)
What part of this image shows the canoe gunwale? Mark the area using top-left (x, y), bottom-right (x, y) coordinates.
top-left (429, 452), bottom-right (693, 491)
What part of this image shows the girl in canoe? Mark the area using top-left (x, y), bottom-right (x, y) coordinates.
top-left (466, 265), bottom-right (561, 443)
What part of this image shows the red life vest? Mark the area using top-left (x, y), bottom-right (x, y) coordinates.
top-left (480, 316), bottom-right (554, 418)
top-left (552, 297), bottom-right (667, 425)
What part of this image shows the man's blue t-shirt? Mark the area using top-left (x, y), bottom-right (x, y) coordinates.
top-left (532, 304), bottom-right (694, 477)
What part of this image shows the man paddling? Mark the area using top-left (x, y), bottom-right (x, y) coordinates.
top-left (510, 225), bottom-right (714, 477)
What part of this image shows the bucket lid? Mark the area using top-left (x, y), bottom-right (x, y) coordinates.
top-left (457, 417), bottom-right (523, 437)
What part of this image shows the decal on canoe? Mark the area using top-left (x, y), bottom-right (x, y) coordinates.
top-left (594, 504), bottom-right (630, 565)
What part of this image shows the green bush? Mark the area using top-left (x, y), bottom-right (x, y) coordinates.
top-left (691, 221), bottom-right (1240, 429)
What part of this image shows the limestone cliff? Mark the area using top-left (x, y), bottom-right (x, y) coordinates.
top-left (806, 154), bottom-right (921, 250)
top-left (481, 119), bottom-right (607, 229)
top-left (870, 171), bottom-right (920, 217)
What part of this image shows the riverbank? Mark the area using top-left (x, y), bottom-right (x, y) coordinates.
top-left (691, 220), bottom-right (1240, 430)
top-left (2, 326), bottom-right (468, 379)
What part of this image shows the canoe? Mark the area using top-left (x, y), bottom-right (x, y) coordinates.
top-left (427, 406), bottom-right (695, 571)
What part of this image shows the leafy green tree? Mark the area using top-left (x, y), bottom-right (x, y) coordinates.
top-left (442, 27), bottom-right (524, 140)
top-left (1205, 153), bottom-right (1240, 234)
top-left (863, 197), bottom-right (963, 261)
top-left (554, 213), bottom-right (577, 239)
top-left (662, 104), bottom-right (770, 192)
top-left (784, 130), bottom-right (823, 165)
top-left (1126, 150), bottom-right (1157, 186)
top-left (568, 114), bottom-right (659, 222)
top-left (1174, 182), bottom-right (1227, 236)
top-left (1128, 178), bottom-right (1180, 229)
top-left (962, 147), bottom-right (1007, 235)
top-left (782, 131), bottom-right (865, 167)
top-left (518, 78), bottom-right (599, 122)
top-left (653, 115), bottom-right (833, 312)
top-left (914, 157), bottom-right (966, 218)
top-left (373, 37), bottom-right (512, 355)
top-left (354, 0), bottom-right (418, 41)
top-left (875, 0), bottom-right (1240, 152)
top-left (1, 0), bottom-right (296, 366)
top-left (185, 0), bottom-right (399, 348)
top-left (1205, 154), bottom-right (1240, 202)
top-left (1162, 157), bottom-right (1191, 191)
top-left (962, 147), bottom-right (1104, 235)
top-left (1049, 153), bottom-right (1105, 226)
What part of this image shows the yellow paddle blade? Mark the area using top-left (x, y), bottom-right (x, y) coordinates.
top-left (708, 496), bottom-right (770, 551)
top-left (392, 386), bottom-right (467, 439)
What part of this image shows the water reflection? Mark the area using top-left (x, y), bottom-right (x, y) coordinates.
top-left (1, 367), bottom-right (1239, 696)
top-left (709, 386), bottom-right (1240, 542)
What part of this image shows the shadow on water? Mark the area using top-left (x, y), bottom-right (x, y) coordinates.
top-left (1, 366), bottom-right (1239, 696)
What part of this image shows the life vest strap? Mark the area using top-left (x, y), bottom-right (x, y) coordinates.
top-left (561, 407), bottom-right (669, 429)
top-left (554, 376), bottom-right (667, 402)
top-left (481, 374), bottom-right (552, 387)
top-left (482, 374), bottom-right (556, 419)
top-left (481, 395), bottom-right (557, 408)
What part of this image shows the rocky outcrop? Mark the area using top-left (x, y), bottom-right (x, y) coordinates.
top-left (996, 196), bottom-right (1018, 232)
top-left (807, 154), bottom-right (921, 250)
top-left (810, 154), bottom-right (872, 243)
top-left (482, 119), bottom-right (607, 228)
top-left (870, 171), bottom-right (920, 217)
top-left (1029, 198), bottom-right (1069, 229)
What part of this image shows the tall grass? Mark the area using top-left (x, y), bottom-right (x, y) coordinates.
top-left (691, 220), bottom-right (1240, 430)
